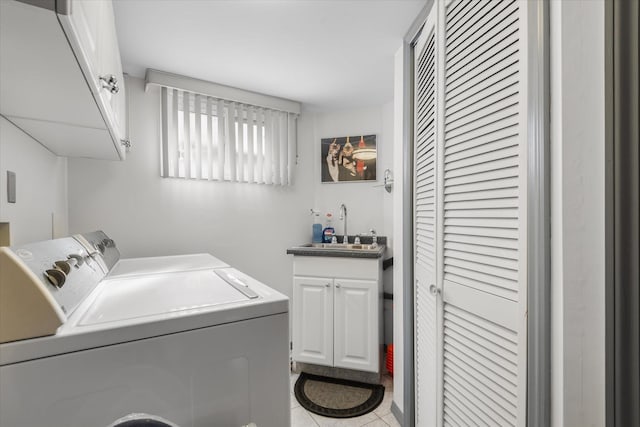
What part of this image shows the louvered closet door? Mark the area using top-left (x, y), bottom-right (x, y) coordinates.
top-left (413, 6), bottom-right (438, 427)
top-left (440, 0), bottom-right (528, 426)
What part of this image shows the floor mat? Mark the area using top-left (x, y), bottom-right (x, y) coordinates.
top-left (294, 372), bottom-right (385, 419)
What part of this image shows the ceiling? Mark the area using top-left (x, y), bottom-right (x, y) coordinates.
top-left (113, 0), bottom-right (425, 112)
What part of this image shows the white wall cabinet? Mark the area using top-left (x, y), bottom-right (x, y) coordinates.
top-left (292, 256), bottom-right (382, 373)
top-left (59, 0), bottom-right (128, 147)
top-left (0, 0), bottom-right (128, 160)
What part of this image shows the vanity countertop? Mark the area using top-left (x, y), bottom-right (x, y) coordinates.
top-left (287, 236), bottom-right (386, 259)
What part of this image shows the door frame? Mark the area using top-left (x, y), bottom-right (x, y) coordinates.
top-left (401, 1), bottom-right (551, 426)
top-left (526, 1), bottom-right (551, 426)
top-left (605, 0), bottom-right (640, 425)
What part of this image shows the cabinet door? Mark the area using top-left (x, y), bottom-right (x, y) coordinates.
top-left (58, 0), bottom-right (127, 159)
top-left (65, 0), bottom-right (104, 81)
top-left (333, 278), bottom-right (378, 372)
top-left (97, 0), bottom-right (126, 141)
top-left (292, 276), bottom-right (333, 367)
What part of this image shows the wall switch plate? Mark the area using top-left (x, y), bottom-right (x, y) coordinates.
top-left (7, 171), bottom-right (16, 203)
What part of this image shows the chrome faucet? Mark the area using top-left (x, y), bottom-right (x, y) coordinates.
top-left (339, 203), bottom-right (348, 244)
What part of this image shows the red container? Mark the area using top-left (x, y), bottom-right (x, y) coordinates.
top-left (386, 344), bottom-right (394, 376)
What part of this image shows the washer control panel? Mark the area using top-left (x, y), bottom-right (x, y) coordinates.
top-left (5, 231), bottom-right (119, 318)
top-left (74, 230), bottom-right (120, 273)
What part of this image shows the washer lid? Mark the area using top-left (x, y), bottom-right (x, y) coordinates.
top-left (107, 254), bottom-right (229, 279)
top-left (79, 269), bottom-right (248, 326)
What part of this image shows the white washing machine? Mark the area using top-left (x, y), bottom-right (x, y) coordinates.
top-left (0, 231), bottom-right (290, 427)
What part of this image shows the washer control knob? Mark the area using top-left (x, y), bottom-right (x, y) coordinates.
top-left (45, 269), bottom-right (66, 288)
top-left (67, 254), bottom-right (84, 266)
top-left (53, 260), bottom-right (71, 275)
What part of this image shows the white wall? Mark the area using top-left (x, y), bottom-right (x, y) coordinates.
top-left (309, 102), bottom-right (396, 345)
top-left (550, 1), bottom-right (606, 426)
top-left (68, 76), bottom-right (313, 298)
top-left (68, 76), bottom-right (393, 307)
top-left (310, 104), bottom-right (394, 241)
top-left (0, 117), bottom-right (68, 245)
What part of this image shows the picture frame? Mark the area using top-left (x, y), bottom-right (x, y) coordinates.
top-left (321, 134), bottom-right (377, 183)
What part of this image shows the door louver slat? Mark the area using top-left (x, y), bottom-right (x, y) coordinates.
top-left (444, 342), bottom-right (518, 397)
top-left (443, 378), bottom-right (498, 426)
top-left (446, 25), bottom-right (518, 86)
top-left (445, 175), bottom-right (518, 194)
top-left (444, 307), bottom-right (517, 425)
top-left (444, 165), bottom-right (518, 186)
top-left (445, 0), bottom-right (482, 32)
top-left (446, 0), bottom-right (517, 62)
top-left (445, 240), bottom-right (518, 259)
top-left (443, 186), bottom-right (519, 203)
top-left (446, 1), bottom-right (496, 46)
top-left (444, 156), bottom-right (518, 180)
top-left (443, 268), bottom-right (517, 299)
top-left (445, 62), bottom-right (518, 117)
top-left (445, 89), bottom-right (519, 132)
top-left (444, 247), bottom-right (518, 269)
top-left (444, 233), bottom-right (518, 250)
top-left (444, 207), bottom-right (518, 219)
top-left (445, 368), bottom-right (517, 424)
top-left (443, 119), bottom-right (518, 151)
top-left (444, 105), bottom-right (519, 142)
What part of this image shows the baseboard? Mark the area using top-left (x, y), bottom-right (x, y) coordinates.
top-left (391, 401), bottom-right (403, 426)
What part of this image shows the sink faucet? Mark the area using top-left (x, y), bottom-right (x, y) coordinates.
top-left (339, 203), bottom-right (348, 244)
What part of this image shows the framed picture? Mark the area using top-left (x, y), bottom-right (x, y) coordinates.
top-left (321, 134), bottom-right (377, 183)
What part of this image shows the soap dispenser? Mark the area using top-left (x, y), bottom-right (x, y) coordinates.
top-left (311, 210), bottom-right (322, 243)
top-left (322, 213), bottom-right (336, 243)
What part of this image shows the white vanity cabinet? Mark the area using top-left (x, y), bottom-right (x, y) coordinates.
top-left (0, 0), bottom-right (128, 160)
top-left (292, 256), bottom-right (382, 373)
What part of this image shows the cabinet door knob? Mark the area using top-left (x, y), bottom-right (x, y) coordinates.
top-left (325, 283), bottom-right (331, 287)
top-left (100, 74), bottom-right (117, 86)
top-left (335, 283), bottom-right (341, 289)
top-left (100, 74), bottom-right (119, 94)
top-left (429, 284), bottom-right (440, 296)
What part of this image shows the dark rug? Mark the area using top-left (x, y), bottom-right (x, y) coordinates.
top-left (294, 372), bottom-right (385, 419)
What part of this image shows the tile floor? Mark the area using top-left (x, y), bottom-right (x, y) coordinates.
top-left (290, 372), bottom-right (400, 427)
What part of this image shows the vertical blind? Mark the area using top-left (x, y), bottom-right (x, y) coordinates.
top-left (160, 87), bottom-right (298, 185)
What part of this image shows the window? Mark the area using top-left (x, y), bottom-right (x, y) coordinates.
top-left (158, 85), bottom-right (298, 185)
